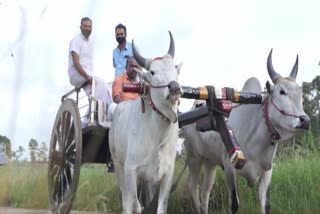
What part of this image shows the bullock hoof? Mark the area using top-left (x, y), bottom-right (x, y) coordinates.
top-left (231, 151), bottom-right (246, 169)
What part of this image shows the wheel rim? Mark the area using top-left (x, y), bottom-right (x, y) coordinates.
top-left (48, 99), bottom-right (82, 214)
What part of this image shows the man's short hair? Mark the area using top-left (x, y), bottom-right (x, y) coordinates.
top-left (126, 56), bottom-right (135, 68)
top-left (81, 17), bottom-right (92, 25)
top-left (115, 23), bottom-right (127, 34)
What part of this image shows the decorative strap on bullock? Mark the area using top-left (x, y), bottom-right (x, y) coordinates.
top-left (270, 96), bottom-right (300, 119)
top-left (132, 81), bottom-right (172, 121)
top-left (141, 97), bottom-right (145, 113)
top-left (215, 115), bottom-right (246, 169)
top-left (229, 145), bottom-right (245, 168)
top-left (263, 96), bottom-right (281, 141)
top-left (148, 91), bottom-right (170, 122)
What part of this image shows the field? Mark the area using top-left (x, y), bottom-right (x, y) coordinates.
top-left (0, 148), bottom-right (320, 214)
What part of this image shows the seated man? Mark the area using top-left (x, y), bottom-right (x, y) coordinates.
top-left (68, 17), bottom-right (112, 124)
top-left (107, 56), bottom-right (141, 120)
top-left (112, 56), bottom-right (141, 103)
top-left (107, 56), bottom-right (141, 173)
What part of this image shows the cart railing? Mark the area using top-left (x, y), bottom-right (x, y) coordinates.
top-left (61, 81), bottom-right (96, 125)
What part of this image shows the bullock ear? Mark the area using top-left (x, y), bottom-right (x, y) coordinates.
top-left (265, 80), bottom-right (273, 94)
top-left (175, 62), bottom-right (183, 75)
top-left (135, 68), bottom-right (148, 82)
top-left (145, 59), bottom-right (153, 71)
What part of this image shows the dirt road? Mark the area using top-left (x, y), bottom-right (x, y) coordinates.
top-left (0, 208), bottom-right (105, 214)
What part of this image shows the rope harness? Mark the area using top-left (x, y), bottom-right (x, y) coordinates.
top-left (140, 82), bottom-right (173, 122)
top-left (263, 95), bottom-right (300, 142)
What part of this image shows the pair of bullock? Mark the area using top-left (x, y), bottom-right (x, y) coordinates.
top-left (109, 32), bottom-right (310, 214)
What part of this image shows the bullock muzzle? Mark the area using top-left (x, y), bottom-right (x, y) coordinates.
top-left (167, 80), bottom-right (182, 102)
top-left (296, 115), bottom-right (310, 130)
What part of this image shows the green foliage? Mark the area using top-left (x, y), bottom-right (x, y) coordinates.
top-left (28, 139), bottom-right (39, 163)
top-left (73, 164), bottom-right (121, 213)
top-left (0, 163), bottom-right (48, 208)
top-left (271, 151), bottom-right (320, 214)
top-left (36, 142), bottom-right (48, 162)
top-left (0, 135), bottom-right (12, 158)
top-left (12, 146), bottom-right (26, 162)
top-left (1, 151), bottom-right (320, 213)
top-left (178, 128), bottom-right (184, 138)
top-left (302, 75), bottom-right (320, 138)
top-left (299, 129), bottom-right (319, 151)
top-left (0, 134), bottom-right (49, 162)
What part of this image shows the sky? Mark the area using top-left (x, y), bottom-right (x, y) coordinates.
top-left (0, 0), bottom-right (319, 154)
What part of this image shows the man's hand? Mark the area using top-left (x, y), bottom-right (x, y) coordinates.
top-left (113, 95), bottom-right (122, 104)
top-left (86, 75), bottom-right (93, 84)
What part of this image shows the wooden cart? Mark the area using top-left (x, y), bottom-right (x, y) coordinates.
top-left (47, 83), bottom-right (112, 214)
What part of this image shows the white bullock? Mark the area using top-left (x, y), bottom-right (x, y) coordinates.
top-left (109, 32), bottom-right (182, 214)
top-left (183, 49), bottom-right (310, 214)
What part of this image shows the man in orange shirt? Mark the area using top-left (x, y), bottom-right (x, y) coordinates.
top-left (107, 57), bottom-right (141, 173)
top-left (112, 56), bottom-right (141, 103)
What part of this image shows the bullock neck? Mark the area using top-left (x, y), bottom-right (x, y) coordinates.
top-left (146, 91), bottom-right (171, 122)
top-left (263, 95), bottom-right (281, 142)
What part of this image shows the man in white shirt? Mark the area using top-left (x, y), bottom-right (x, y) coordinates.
top-left (68, 17), bottom-right (114, 173)
top-left (68, 17), bottom-right (112, 105)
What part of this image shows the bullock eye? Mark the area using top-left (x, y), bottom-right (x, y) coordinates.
top-left (280, 89), bottom-right (286, 95)
top-left (150, 71), bottom-right (155, 76)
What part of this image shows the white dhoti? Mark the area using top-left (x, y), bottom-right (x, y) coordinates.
top-left (69, 72), bottom-right (112, 105)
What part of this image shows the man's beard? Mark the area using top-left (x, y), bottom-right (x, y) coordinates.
top-left (82, 29), bottom-right (92, 39)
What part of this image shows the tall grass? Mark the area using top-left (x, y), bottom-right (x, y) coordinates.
top-left (0, 149), bottom-right (320, 213)
top-left (1, 163), bottom-right (49, 208)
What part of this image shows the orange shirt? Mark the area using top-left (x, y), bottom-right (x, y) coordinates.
top-left (112, 73), bottom-right (139, 101)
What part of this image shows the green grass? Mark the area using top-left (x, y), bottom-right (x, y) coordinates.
top-left (0, 163), bottom-right (48, 208)
top-left (1, 151), bottom-right (320, 213)
top-left (270, 152), bottom-right (320, 214)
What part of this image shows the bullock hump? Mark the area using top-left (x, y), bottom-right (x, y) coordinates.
top-left (241, 77), bottom-right (262, 94)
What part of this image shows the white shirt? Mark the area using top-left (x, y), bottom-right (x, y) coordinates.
top-left (68, 33), bottom-right (94, 82)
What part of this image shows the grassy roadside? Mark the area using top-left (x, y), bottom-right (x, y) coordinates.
top-left (0, 150), bottom-right (320, 213)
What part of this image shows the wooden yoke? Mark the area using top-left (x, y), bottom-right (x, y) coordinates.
top-left (122, 82), bottom-right (263, 169)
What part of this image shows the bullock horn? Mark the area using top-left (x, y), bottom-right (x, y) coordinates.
top-left (289, 54), bottom-right (299, 81)
top-left (267, 48), bottom-right (282, 83)
top-left (132, 40), bottom-right (149, 69)
top-left (167, 31), bottom-right (175, 58)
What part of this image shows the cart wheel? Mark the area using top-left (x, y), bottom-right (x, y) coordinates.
top-left (48, 99), bottom-right (82, 214)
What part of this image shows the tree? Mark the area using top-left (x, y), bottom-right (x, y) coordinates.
top-left (12, 146), bottom-right (25, 162)
top-left (302, 75), bottom-right (320, 139)
top-left (28, 138), bottom-right (39, 162)
top-left (37, 142), bottom-right (48, 162)
top-left (11, 151), bottom-right (17, 160)
top-left (0, 135), bottom-right (12, 158)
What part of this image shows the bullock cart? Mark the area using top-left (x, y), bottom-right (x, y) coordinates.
top-left (47, 82), bottom-right (112, 214)
top-left (47, 80), bottom-right (264, 214)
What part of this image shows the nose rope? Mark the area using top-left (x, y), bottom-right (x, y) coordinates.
top-left (144, 82), bottom-right (180, 122)
top-left (149, 83), bottom-right (169, 88)
top-left (263, 96), bottom-right (281, 141)
top-left (269, 97), bottom-right (300, 118)
top-left (147, 91), bottom-right (170, 122)
top-left (263, 95), bottom-right (302, 142)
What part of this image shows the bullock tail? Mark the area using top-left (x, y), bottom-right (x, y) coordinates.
top-left (141, 184), bottom-right (160, 214)
top-left (170, 161), bottom-right (188, 193)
